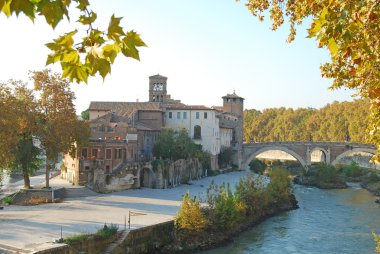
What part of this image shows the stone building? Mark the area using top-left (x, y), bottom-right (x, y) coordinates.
top-left (63, 74), bottom-right (244, 186)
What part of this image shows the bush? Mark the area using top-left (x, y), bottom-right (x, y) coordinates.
top-left (341, 162), bottom-right (365, 178)
top-left (315, 163), bottom-right (340, 183)
top-left (235, 173), bottom-right (266, 215)
top-left (267, 167), bottom-right (292, 202)
top-left (368, 172), bottom-right (380, 183)
top-left (1, 195), bottom-right (13, 205)
top-left (95, 224), bottom-right (118, 240)
top-left (175, 192), bottom-right (209, 233)
top-left (63, 233), bottom-right (90, 244)
top-left (249, 159), bottom-right (266, 174)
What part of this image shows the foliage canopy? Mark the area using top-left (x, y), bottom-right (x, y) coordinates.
top-left (242, 0), bottom-right (380, 161)
top-left (0, 0), bottom-right (146, 83)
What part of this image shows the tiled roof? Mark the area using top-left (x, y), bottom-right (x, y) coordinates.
top-left (149, 74), bottom-right (167, 79)
top-left (222, 91), bottom-right (244, 100)
top-left (164, 104), bottom-right (214, 110)
top-left (89, 102), bottom-right (162, 117)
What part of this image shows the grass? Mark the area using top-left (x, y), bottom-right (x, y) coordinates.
top-left (95, 223), bottom-right (119, 240)
top-left (63, 233), bottom-right (90, 244)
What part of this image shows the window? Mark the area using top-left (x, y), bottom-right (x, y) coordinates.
top-left (92, 149), bottom-right (98, 158)
top-left (177, 112), bottom-right (181, 119)
top-left (194, 125), bottom-right (201, 139)
top-left (81, 148), bottom-right (87, 158)
top-left (106, 149), bottom-right (112, 159)
top-left (115, 148), bottom-right (122, 159)
top-left (196, 112), bottom-right (200, 119)
top-left (183, 112), bottom-right (187, 119)
top-left (169, 112), bottom-right (172, 119)
top-left (204, 112), bottom-right (207, 119)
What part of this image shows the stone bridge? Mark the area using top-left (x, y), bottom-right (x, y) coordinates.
top-left (242, 142), bottom-right (377, 169)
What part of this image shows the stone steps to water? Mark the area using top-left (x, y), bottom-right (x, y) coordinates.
top-left (64, 187), bottom-right (98, 198)
top-left (102, 230), bottom-right (129, 254)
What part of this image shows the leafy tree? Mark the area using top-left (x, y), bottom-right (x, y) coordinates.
top-left (153, 128), bottom-right (175, 159)
top-left (218, 147), bottom-right (233, 168)
top-left (81, 109), bottom-right (89, 120)
top-left (0, 0), bottom-right (146, 83)
top-left (235, 173), bottom-right (266, 215)
top-left (153, 128), bottom-right (210, 166)
top-left (242, 0), bottom-right (380, 161)
top-left (267, 167), bottom-right (292, 202)
top-left (249, 159), bottom-right (267, 174)
top-left (32, 69), bottom-right (90, 188)
top-left (243, 100), bottom-right (370, 143)
top-left (315, 163), bottom-right (340, 184)
top-left (0, 81), bottom-right (41, 188)
top-left (175, 192), bottom-right (209, 233)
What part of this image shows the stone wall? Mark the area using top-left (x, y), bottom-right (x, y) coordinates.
top-left (90, 158), bottom-right (205, 193)
top-left (114, 221), bottom-right (174, 254)
top-left (34, 221), bottom-right (175, 254)
top-left (154, 158), bottom-right (204, 189)
top-left (11, 188), bottom-right (66, 205)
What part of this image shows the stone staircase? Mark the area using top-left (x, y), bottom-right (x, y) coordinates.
top-left (102, 230), bottom-right (129, 254)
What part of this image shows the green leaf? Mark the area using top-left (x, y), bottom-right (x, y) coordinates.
top-left (76, 0), bottom-right (89, 11)
top-left (328, 38), bottom-right (338, 57)
top-left (93, 58), bottom-right (111, 80)
top-left (102, 43), bottom-right (120, 63)
top-left (61, 50), bottom-right (80, 64)
top-left (0, 0), bottom-right (11, 17)
top-left (120, 31), bottom-right (146, 60)
top-left (10, 0), bottom-right (35, 20)
top-left (61, 63), bottom-right (89, 83)
top-left (107, 14), bottom-right (124, 41)
top-left (46, 53), bottom-right (61, 65)
top-left (37, 0), bottom-right (65, 29)
top-left (78, 11), bottom-right (97, 25)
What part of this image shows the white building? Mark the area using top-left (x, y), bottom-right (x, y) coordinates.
top-left (164, 104), bottom-right (220, 156)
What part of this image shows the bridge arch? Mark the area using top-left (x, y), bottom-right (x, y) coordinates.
top-left (310, 147), bottom-right (329, 163)
top-left (331, 148), bottom-right (376, 166)
top-left (243, 146), bottom-right (308, 170)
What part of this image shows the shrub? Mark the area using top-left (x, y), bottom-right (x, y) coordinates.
top-left (1, 195), bottom-right (12, 205)
top-left (368, 172), bottom-right (380, 183)
top-left (63, 233), bottom-right (90, 244)
top-left (341, 162), bottom-right (365, 178)
top-left (213, 183), bottom-right (243, 229)
top-left (235, 173), bottom-right (266, 215)
top-left (315, 163), bottom-right (339, 183)
top-left (95, 224), bottom-right (118, 240)
top-left (249, 159), bottom-right (266, 174)
top-left (267, 167), bottom-right (292, 202)
top-left (175, 192), bottom-right (209, 233)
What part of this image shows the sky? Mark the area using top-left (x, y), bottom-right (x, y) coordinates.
top-left (0, 0), bottom-right (357, 114)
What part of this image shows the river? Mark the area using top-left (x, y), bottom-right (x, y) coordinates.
top-left (201, 184), bottom-right (380, 254)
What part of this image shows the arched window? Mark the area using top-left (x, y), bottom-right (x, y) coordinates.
top-left (194, 125), bottom-right (201, 140)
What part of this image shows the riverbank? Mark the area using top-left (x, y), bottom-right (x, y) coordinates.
top-left (0, 171), bottom-right (249, 253)
top-left (158, 194), bottom-right (298, 254)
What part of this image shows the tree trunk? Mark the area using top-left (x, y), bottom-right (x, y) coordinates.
top-left (23, 171), bottom-right (31, 189)
top-left (45, 158), bottom-right (51, 188)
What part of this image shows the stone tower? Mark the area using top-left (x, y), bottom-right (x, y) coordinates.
top-left (222, 91), bottom-right (244, 168)
top-left (149, 74), bottom-right (168, 102)
top-left (222, 90), bottom-right (244, 117)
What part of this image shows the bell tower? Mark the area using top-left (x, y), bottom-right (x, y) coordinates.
top-left (149, 74), bottom-right (168, 102)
